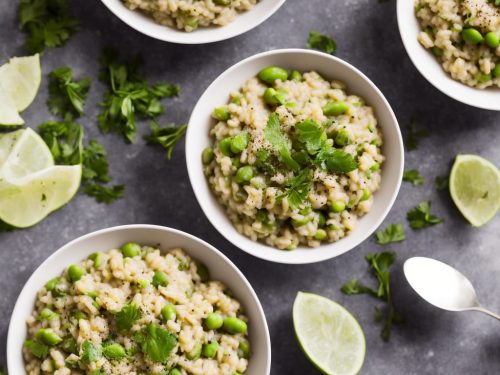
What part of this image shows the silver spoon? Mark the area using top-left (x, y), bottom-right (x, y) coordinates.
top-left (404, 257), bottom-right (500, 321)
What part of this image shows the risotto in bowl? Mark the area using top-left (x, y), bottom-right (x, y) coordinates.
top-left (7, 225), bottom-right (271, 375)
top-left (186, 49), bottom-right (404, 264)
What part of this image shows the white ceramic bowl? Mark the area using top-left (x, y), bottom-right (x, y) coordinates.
top-left (397, 0), bottom-right (500, 111)
top-left (186, 49), bottom-right (404, 264)
top-left (100, 0), bottom-right (286, 44)
top-left (7, 225), bottom-right (271, 375)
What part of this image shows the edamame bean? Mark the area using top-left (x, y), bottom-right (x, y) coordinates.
top-left (212, 106), bottom-right (230, 121)
top-left (45, 277), bottom-right (59, 291)
top-left (361, 188), bottom-right (371, 201)
top-left (214, 0), bottom-right (231, 4)
top-left (223, 317), bottom-right (248, 334)
top-left (204, 312), bottom-right (224, 330)
top-left (292, 217), bottom-right (310, 227)
top-left (202, 341), bottom-right (219, 358)
top-left (103, 343), bottom-right (126, 359)
top-left (485, 32), bottom-right (499, 49)
top-left (202, 147), bottom-right (215, 164)
top-left (185, 17), bottom-right (198, 30)
top-left (315, 229), bottom-right (327, 240)
top-left (196, 262), bottom-right (209, 282)
top-left (161, 303), bottom-right (177, 321)
top-left (235, 166), bottom-right (254, 183)
top-left (494, 64), bottom-right (500, 78)
top-left (169, 369), bottom-right (182, 375)
top-left (187, 342), bottom-right (202, 360)
top-left (121, 242), bottom-right (141, 258)
top-left (323, 101), bottom-right (349, 116)
top-left (317, 212), bottom-right (326, 227)
top-left (258, 66), bottom-right (289, 85)
top-left (329, 200), bottom-right (346, 213)
top-left (432, 46), bottom-right (444, 57)
top-left (263, 88), bottom-right (285, 106)
top-left (39, 308), bottom-right (58, 320)
top-left (230, 132), bottom-right (249, 153)
top-left (290, 70), bottom-right (302, 81)
top-left (219, 137), bottom-right (233, 156)
top-left (152, 271), bottom-right (168, 288)
top-left (335, 129), bottom-right (351, 146)
top-left (239, 340), bottom-right (251, 358)
top-left (370, 162), bottom-right (380, 171)
top-left (474, 73), bottom-right (491, 83)
top-left (68, 265), bottom-right (85, 282)
top-left (89, 252), bottom-right (103, 268)
top-left (462, 28), bottom-right (483, 44)
top-left (36, 329), bottom-right (62, 346)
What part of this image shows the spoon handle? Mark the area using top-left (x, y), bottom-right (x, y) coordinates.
top-left (472, 307), bottom-right (500, 321)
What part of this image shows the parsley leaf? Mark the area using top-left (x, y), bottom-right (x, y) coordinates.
top-left (296, 119), bottom-right (326, 154)
top-left (38, 121), bottom-right (83, 165)
top-left (24, 340), bottom-right (49, 359)
top-left (254, 149), bottom-right (277, 176)
top-left (340, 278), bottom-right (376, 296)
top-left (134, 324), bottom-right (177, 363)
top-left (98, 50), bottom-right (180, 143)
top-left (435, 175), bottom-right (449, 191)
top-left (81, 341), bottom-right (102, 363)
top-left (83, 184), bottom-right (124, 204)
top-left (407, 201), bottom-right (443, 229)
top-left (317, 147), bottom-right (358, 173)
top-left (376, 224), bottom-right (405, 245)
top-left (402, 169), bottom-right (424, 186)
top-left (144, 122), bottom-right (187, 160)
top-left (264, 113), bottom-right (299, 171)
top-left (48, 67), bottom-right (91, 120)
top-left (19, 0), bottom-right (79, 53)
top-left (307, 31), bottom-right (337, 54)
top-left (116, 304), bottom-right (142, 331)
top-left (279, 168), bottom-right (312, 209)
top-left (406, 117), bottom-right (428, 151)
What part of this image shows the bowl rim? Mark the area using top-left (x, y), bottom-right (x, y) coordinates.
top-left (396, 0), bottom-right (500, 111)
top-left (7, 224), bottom-right (271, 374)
top-left (185, 48), bottom-right (404, 264)
top-left (99, 0), bottom-right (287, 44)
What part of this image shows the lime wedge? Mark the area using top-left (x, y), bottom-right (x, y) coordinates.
top-left (0, 54), bottom-right (41, 112)
top-left (0, 165), bottom-right (81, 228)
top-left (450, 154), bottom-right (500, 227)
top-left (293, 292), bottom-right (365, 375)
top-left (0, 128), bottom-right (54, 180)
top-left (0, 90), bottom-right (24, 126)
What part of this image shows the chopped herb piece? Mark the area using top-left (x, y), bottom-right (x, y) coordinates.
top-left (48, 67), bottom-right (91, 120)
top-left (278, 168), bottom-right (312, 209)
top-left (144, 122), bottom-right (187, 160)
top-left (435, 175), bottom-right (449, 191)
top-left (264, 113), bottom-right (299, 171)
top-left (376, 224), bottom-right (405, 245)
top-left (340, 278), bottom-right (376, 296)
top-left (116, 304), bottom-right (142, 331)
top-left (406, 117), bottom-right (428, 151)
top-left (403, 169), bottom-right (424, 186)
top-left (407, 201), bottom-right (443, 229)
top-left (307, 31), bottom-right (337, 54)
top-left (81, 341), bottom-right (102, 363)
top-left (296, 119), bottom-right (326, 154)
top-left (134, 324), bottom-right (177, 363)
top-left (83, 184), bottom-right (124, 204)
top-left (24, 340), bottom-right (49, 359)
top-left (38, 121), bottom-right (83, 165)
top-left (19, 0), bottom-right (79, 53)
top-left (318, 147), bottom-right (358, 173)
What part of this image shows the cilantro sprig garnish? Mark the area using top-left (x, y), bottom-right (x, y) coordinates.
top-left (402, 169), bottom-right (424, 186)
top-left (116, 304), bottom-right (142, 331)
top-left (307, 31), bottom-right (337, 55)
top-left (278, 168), bottom-right (313, 209)
top-left (81, 341), bottom-right (102, 363)
top-left (133, 324), bottom-right (177, 363)
top-left (48, 67), bottom-right (91, 120)
top-left (376, 224), bottom-right (405, 245)
top-left (407, 201), bottom-right (443, 229)
top-left (38, 120), bottom-right (83, 165)
top-left (98, 50), bottom-right (180, 143)
top-left (264, 113), bottom-right (299, 171)
top-left (144, 122), bottom-right (187, 160)
top-left (341, 251), bottom-right (403, 341)
top-left (19, 0), bottom-right (79, 53)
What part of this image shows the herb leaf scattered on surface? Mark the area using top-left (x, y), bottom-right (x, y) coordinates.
top-left (376, 224), bottom-right (405, 245)
top-left (435, 175), bottom-right (449, 191)
top-left (407, 201), bottom-right (443, 229)
top-left (144, 121), bottom-right (187, 160)
top-left (406, 117), bottom-right (428, 151)
top-left (134, 324), bottom-right (177, 363)
top-left (38, 120), bottom-right (83, 165)
top-left (19, 0), bottom-right (79, 53)
top-left (307, 31), bottom-right (337, 54)
top-left (48, 67), bottom-right (91, 120)
top-left (403, 169), bottom-right (424, 186)
top-left (116, 304), bottom-right (142, 331)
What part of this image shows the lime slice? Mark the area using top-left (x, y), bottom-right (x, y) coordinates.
top-left (450, 154), bottom-right (500, 227)
top-left (293, 292), bottom-right (365, 375)
top-left (0, 164), bottom-right (81, 228)
top-left (0, 90), bottom-right (24, 126)
top-left (0, 128), bottom-right (54, 180)
top-left (0, 54), bottom-right (41, 112)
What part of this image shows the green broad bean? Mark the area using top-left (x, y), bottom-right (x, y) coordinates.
top-left (361, 189), bottom-right (371, 201)
top-left (223, 317), bottom-right (248, 334)
top-left (263, 88), bottom-right (285, 106)
top-left (196, 262), bottom-right (209, 282)
top-left (36, 329), bottom-right (62, 346)
top-left (290, 70), bottom-right (302, 81)
top-left (169, 369), bottom-right (182, 375)
top-left (68, 265), bottom-right (85, 282)
top-left (474, 73), bottom-right (491, 83)
top-left (370, 163), bottom-right (380, 171)
top-left (204, 312), bottom-right (224, 330)
top-left (292, 217), bottom-right (310, 227)
top-left (314, 229), bottom-right (327, 240)
top-left (335, 129), bottom-right (351, 146)
top-left (161, 303), bottom-right (177, 321)
top-left (323, 101), bottom-right (349, 116)
top-left (184, 17), bottom-right (198, 30)
top-left (202, 147), bottom-right (215, 164)
top-left (235, 166), bottom-right (254, 183)
top-left (103, 343), bottom-right (126, 359)
top-left (485, 32), bottom-right (499, 49)
top-left (88, 252), bottom-right (103, 268)
top-left (239, 340), bottom-right (251, 358)
top-left (494, 64), bottom-right (500, 78)
top-left (121, 242), bottom-right (141, 258)
top-left (219, 137), bottom-right (233, 156)
top-left (212, 106), bottom-right (230, 121)
top-left (462, 28), bottom-right (483, 44)
top-left (317, 212), bottom-right (326, 227)
top-left (202, 341), bottom-right (219, 358)
top-left (258, 66), bottom-right (289, 85)
top-left (152, 271), bottom-right (168, 288)
top-left (186, 342), bottom-right (202, 360)
top-left (214, 0), bottom-right (231, 4)
top-left (230, 132), bottom-right (249, 153)
top-left (39, 308), bottom-right (58, 320)
top-left (432, 46), bottom-right (444, 56)
top-left (329, 200), bottom-right (346, 213)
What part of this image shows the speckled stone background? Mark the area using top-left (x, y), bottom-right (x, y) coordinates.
top-left (1, 0), bottom-right (500, 373)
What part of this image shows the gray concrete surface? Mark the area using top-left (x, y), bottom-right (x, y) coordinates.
top-left (1, 0), bottom-right (500, 373)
